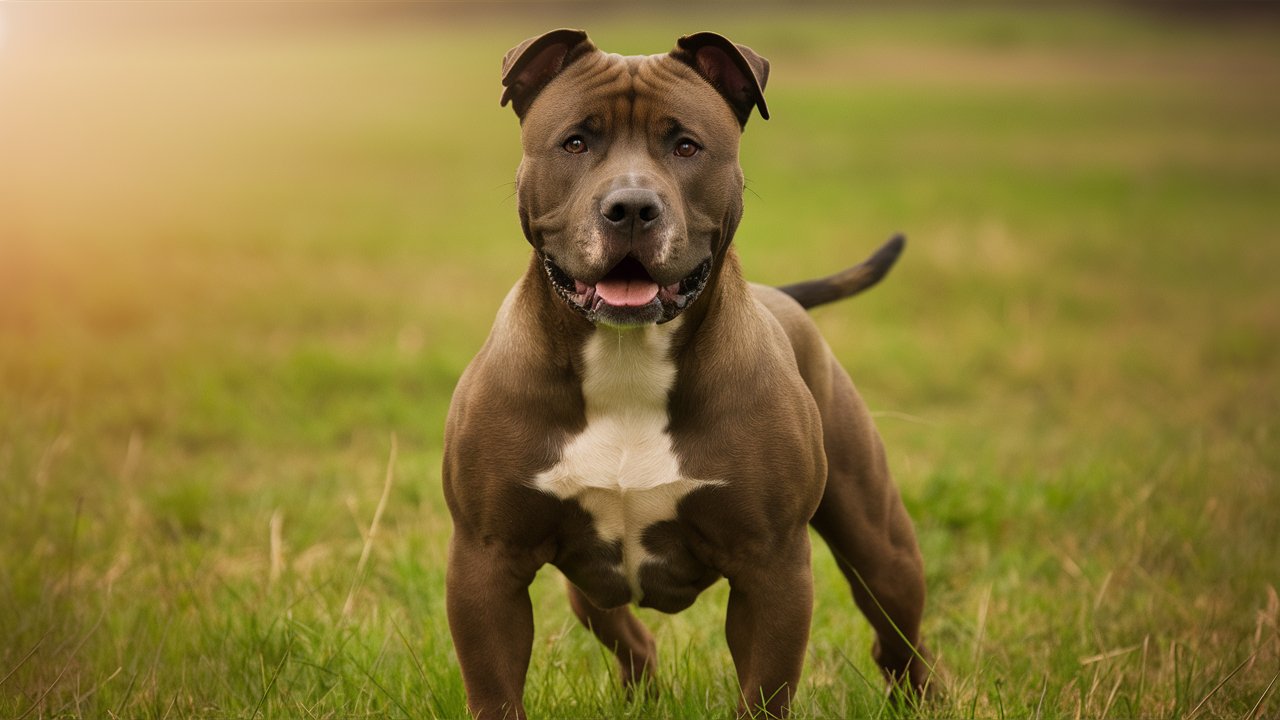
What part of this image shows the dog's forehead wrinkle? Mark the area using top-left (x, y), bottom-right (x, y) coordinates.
top-left (547, 53), bottom-right (694, 137)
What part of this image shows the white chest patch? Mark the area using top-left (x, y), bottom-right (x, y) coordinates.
top-left (532, 320), bottom-right (712, 602)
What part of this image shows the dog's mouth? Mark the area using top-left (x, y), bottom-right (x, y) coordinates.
top-left (541, 253), bottom-right (712, 327)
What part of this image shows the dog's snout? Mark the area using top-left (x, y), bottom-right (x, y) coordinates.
top-left (600, 188), bottom-right (663, 227)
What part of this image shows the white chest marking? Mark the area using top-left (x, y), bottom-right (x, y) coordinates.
top-left (532, 320), bottom-right (712, 602)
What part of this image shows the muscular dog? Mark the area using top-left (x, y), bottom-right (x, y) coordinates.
top-left (443, 29), bottom-right (935, 718)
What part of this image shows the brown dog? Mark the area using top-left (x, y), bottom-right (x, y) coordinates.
top-left (443, 29), bottom-right (934, 718)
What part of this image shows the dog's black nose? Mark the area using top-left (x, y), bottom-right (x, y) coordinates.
top-left (600, 188), bottom-right (663, 227)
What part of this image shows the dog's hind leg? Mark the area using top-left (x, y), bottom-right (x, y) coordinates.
top-left (565, 578), bottom-right (658, 694)
top-left (810, 369), bottom-right (937, 700)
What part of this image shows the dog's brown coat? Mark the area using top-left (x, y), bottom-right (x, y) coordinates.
top-left (444, 30), bottom-right (933, 719)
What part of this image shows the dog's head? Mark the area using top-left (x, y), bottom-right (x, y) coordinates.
top-left (501, 29), bottom-right (768, 327)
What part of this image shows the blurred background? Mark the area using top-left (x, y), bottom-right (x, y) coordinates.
top-left (1, 2), bottom-right (1277, 718)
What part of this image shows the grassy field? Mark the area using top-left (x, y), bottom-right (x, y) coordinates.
top-left (2, 4), bottom-right (1278, 718)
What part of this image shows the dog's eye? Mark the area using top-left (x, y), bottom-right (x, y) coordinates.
top-left (674, 140), bottom-right (700, 158)
top-left (562, 136), bottom-right (588, 154)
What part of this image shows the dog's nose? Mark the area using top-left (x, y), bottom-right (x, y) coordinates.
top-left (600, 188), bottom-right (663, 227)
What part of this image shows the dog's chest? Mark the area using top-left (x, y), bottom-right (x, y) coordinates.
top-left (533, 322), bottom-right (712, 602)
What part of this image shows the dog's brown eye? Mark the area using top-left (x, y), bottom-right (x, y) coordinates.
top-left (563, 136), bottom-right (587, 154)
top-left (674, 140), bottom-right (700, 158)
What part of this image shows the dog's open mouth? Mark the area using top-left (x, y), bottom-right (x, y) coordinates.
top-left (541, 253), bottom-right (712, 326)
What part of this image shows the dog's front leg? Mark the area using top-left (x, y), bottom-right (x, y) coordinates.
top-left (446, 533), bottom-right (541, 720)
top-left (724, 531), bottom-right (814, 718)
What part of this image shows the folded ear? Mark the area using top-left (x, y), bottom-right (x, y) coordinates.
top-left (671, 32), bottom-right (770, 126)
top-left (500, 28), bottom-right (596, 119)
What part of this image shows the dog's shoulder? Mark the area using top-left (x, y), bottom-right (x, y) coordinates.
top-left (749, 282), bottom-right (840, 400)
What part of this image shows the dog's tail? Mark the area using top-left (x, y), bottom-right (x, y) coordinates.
top-left (777, 234), bottom-right (906, 310)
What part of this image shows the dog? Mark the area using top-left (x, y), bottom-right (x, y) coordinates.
top-left (442, 29), bottom-right (934, 719)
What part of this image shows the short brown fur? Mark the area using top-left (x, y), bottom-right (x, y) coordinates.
top-left (444, 30), bottom-right (934, 719)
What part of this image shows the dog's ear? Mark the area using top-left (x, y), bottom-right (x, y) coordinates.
top-left (670, 32), bottom-right (770, 126)
top-left (501, 29), bottom-right (596, 119)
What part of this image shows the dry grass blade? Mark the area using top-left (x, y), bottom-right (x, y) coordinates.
top-left (51, 666), bottom-right (122, 717)
top-left (973, 584), bottom-right (992, 669)
top-left (249, 639), bottom-right (291, 720)
top-left (269, 509), bottom-right (285, 586)
top-left (16, 614), bottom-right (104, 720)
top-left (1032, 673), bottom-right (1049, 720)
top-left (1246, 672), bottom-right (1278, 720)
top-left (1079, 644), bottom-right (1141, 666)
top-left (1186, 650), bottom-right (1257, 720)
top-left (342, 433), bottom-right (398, 619)
top-left (0, 634), bottom-right (48, 689)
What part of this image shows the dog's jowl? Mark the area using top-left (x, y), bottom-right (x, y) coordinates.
top-left (443, 29), bottom-right (935, 719)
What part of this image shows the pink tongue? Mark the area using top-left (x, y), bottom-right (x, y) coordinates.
top-left (595, 278), bottom-right (659, 307)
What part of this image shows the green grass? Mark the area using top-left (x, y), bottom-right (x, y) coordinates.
top-left (2, 4), bottom-right (1278, 718)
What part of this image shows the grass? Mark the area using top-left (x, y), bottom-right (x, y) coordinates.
top-left (1, 4), bottom-right (1278, 718)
